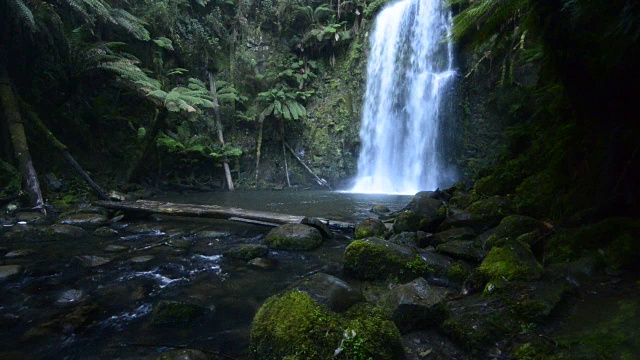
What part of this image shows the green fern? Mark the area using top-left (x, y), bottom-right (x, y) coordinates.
top-left (8, 0), bottom-right (36, 30)
top-left (110, 8), bottom-right (150, 41)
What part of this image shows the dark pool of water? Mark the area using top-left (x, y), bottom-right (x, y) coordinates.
top-left (0, 191), bottom-right (412, 359)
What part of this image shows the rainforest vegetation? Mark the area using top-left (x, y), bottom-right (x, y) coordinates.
top-left (1, 0), bottom-right (639, 359)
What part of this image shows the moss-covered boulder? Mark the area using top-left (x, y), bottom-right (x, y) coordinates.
top-left (151, 300), bottom-right (203, 324)
top-left (223, 244), bottom-right (269, 260)
top-left (388, 231), bottom-right (432, 248)
top-left (436, 240), bottom-right (486, 262)
top-left (343, 238), bottom-right (427, 280)
top-left (301, 217), bottom-right (333, 239)
top-left (392, 211), bottom-right (422, 233)
top-left (479, 241), bottom-right (542, 282)
top-left (513, 171), bottom-right (557, 218)
top-left (47, 224), bottom-right (86, 239)
top-left (292, 273), bottom-right (365, 312)
top-left (417, 251), bottom-right (455, 277)
top-left (250, 290), bottom-right (403, 360)
top-left (484, 215), bottom-right (543, 250)
top-left (263, 224), bottom-right (323, 251)
top-left (433, 227), bottom-right (476, 246)
top-left (371, 204), bottom-right (391, 214)
top-left (381, 277), bottom-right (449, 333)
top-left (402, 192), bottom-right (446, 231)
top-left (354, 218), bottom-right (387, 240)
top-left (466, 195), bottom-right (512, 229)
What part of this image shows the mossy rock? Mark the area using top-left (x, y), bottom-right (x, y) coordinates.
top-left (466, 195), bottom-right (512, 229)
top-left (250, 290), bottom-right (404, 360)
top-left (513, 171), bottom-right (557, 218)
top-left (479, 241), bottom-right (542, 282)
top-left (392, 211), bottom-right (422, 233)
top-left (388, 231), bottom-right (432, 248)
top-left (484, 215), bottom-right (543, 250)
top-left (263, 224), bottom-right (323, 251)
top-left (151, 301), bottom-right (203, 324)
top-left (224, 244), bottom-right (269, 260)
top-left (292, 273), bottom-right (365, 313)
top-left (433, 227), bottom-right (476, 246)
top-left (449, 193), bottom-right (473, 209)
top-left (354, 218), bottom-right (387, 240)
top-left (436, 240), bottom-right (486, 262)
top-left (371, 204), bottom-right (391, 214)
top-left (343, 238), bottom-right (427, 280)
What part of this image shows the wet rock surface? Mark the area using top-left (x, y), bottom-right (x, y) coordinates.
top-left (291, 272), bottom-right (365, 312)
top-left (262, 223), bottom-right (323, 251)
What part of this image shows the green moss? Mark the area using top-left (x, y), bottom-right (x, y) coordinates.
top-left (223, 244), bottom-right (269, 260)
top-left (392, 211), bottom-right (421, 233)
top-left (354, 218), bottom-right (387, 240)
top-left (403, 254), bottom-right (432, 277)
top-left (151, 301), bottom-right (203, 324)
top-left (448, 264), bottom-right (470, 283)
top-left (343, 239), bottom-right (414, 280)
top-left (485, 215), bottom-right (542, 250)
top-left (513, 341), bottom-right (554, 360)
top-left (513, 171), bottom-right (557, 218)
top-left (341, 308), bottom-right (404, 360)
top-left (467, 195), bottom-right (511, 228)
top-left (479, 242), bottom-right (542, 281)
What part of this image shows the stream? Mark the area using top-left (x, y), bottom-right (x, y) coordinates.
top-left (0, 190), bottom-right (411, 359)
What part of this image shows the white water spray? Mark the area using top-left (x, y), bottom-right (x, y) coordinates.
top-left (350, 0), bottom-right (455, 194)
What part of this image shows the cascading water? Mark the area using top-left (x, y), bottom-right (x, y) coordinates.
top-left (350, 0), bottom-right (456, 194)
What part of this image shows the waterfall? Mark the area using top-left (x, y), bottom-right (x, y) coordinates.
top-left (350, 0), bottom-right (456, 194)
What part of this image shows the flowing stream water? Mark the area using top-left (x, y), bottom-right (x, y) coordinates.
top-left (0, 191), bottom-right (411, 359)
top-left (351, 0), bottom-right (456, 194)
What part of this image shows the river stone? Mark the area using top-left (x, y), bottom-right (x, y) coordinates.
top-left (0, 265), bottom-right (22, 281)
top-left (5, 249), bottom-right (36, 258)
top-left (393, 211), bottom-right (422, 233)
top-left (58, 213), bottom-right (109, 227)
top-left (56, 289), bottom-right (84, 304)
top-left (48, 224), bottom-right (86, 239)
top-left (130, 255), bottom-right (155, 263)
top-left (436, 241), bottom-right (486, 262)
top-left (354, 218), bottom-right (387, 240)
top-left (433, 227), bottom-right (476, 246)
top-left (154, 349), bottom-right (208, 360)
top-left (404, 192), bottom-right (443, 217)
top-left (224, 244), bottom-right (269, 260)
top-left (248, 257), bottom-right (277, 270)
top-left (195, 229), bottom-right (231, 239)
top-left (94, 227), bottom-right (118, 237)
top-left (292, 272), bottom-right (365, 312)
top-left (151, 300), bottom-right (203, 324)
top-left (388, 231), bottom-right (433, 248)
top-left (16, 212), bottom-right (46, 224)
top-left (104, 245), bottom-right (128, 253)
top-left (76, 255), bottom-right (112, 268)
top-left (417, 250), bottom-right (455, 276)
top-left (343, 238), bottom-right (417, 280)
top-left (301, 217), bottom-right (333, 239)
top-left (21, 303), bottom-right (101, 341)
top-left (382, 277), bottom-right (449, 333)
top-left (484, 215), bottom-right (543, 250)
top-left (263, 223), bottom-right (322, 251)
top-left (465, 196), bottom-right (512, 230)
top-left (371, 204), bottom-right (391, 214)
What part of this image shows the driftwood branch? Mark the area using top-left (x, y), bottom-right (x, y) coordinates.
top-left (283, 141), bottom-right (331, 190)
top-left (94, 199), bottom-right (353, 230)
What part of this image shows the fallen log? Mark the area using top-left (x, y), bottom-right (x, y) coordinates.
top-left (94, 200), bottom-right (354, 231)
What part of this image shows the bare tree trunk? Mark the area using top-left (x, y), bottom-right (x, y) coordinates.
top-left (0, 64), bottom-right (46, 213)
top-left (255, 118), bottom-right (264, 189)
top-left (283, 140), bottom-right (290, 187)
top-left (284, 141), bottom-right (331, 189)
top-left (208, 73), bottom-right (234, 191)
top-left (19, 101), bottom-right (109, 200)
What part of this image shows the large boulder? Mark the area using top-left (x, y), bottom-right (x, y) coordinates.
top-left (343, 238), bottom-right (427, 280)
top-left (263, 224), bottom-right (322, 251)
top-left (291, 273), bottom-right (365, 312)
top-left (402, 192), bottom-right (446, 231)
top-left (433, 227), bottom-right (475, 246)
top-left (354, 218), bottom-right (387, 240)
top-left (465, 196), bottom-right (512, 229)
top-left (436, 241), bottom-right (486, 262)
top-left (416, 250), bottom-right (456, 277)
top-left (388, 231), bottom-right (433, 248)
top-left (250, 290), bottom-right (403, 360)
top-left (381, 277), bottom-right (449, 333)
top-left (484, 215), bottom-right (543, 250)
top-left (479, 240), bottom-right (542, 282)
top-left (301, 217), bottom-right (333, 239)
top-left (392, 211), bottom-right (421, 233)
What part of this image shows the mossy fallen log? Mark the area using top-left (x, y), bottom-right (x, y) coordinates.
top-left (94, 200), bottom-right (354, 231)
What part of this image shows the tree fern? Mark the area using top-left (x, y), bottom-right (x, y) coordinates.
top-left (110, 8), bottom-right (150, 41)
top-left (7, 0), bottom-right (36, 31)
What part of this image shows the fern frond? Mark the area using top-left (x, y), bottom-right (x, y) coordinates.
top-left (8, 0), bottom-right (36, 31)
top-left (110, 8), bottom-right (150, 41)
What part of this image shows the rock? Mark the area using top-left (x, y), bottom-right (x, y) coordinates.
top-left (21, 303), bottom-right (101, 341)
top-left (263, 223), bottom-right (322, 251)
top-left (479, 240), bottom-right (542, 282)
top-left (0, 265), bottom-right (22, 281)
top-left (151, 300), bottom-right (203, 324)
top-left (416, 250), bottom-right (455, 277)
top-left (436, 241), bottom-right (486, 262)
top-left (465, 196), bottom-right (512, 229)
top-left (75, 255), bottom-right (112, 268)
top-left (438, 211), bottom-right (475, 231)
top-left (354, 218), bottom-right (387, 240)
top-left (433, 227), bottom-right (475, 246)
top-left (371, 204), bottom-right (391, 214)
top-left (93, 227), bottom-right (118, 237)
top-left (154, 349), bottom-right (208, 360)
top-left (292, 273), bottom-right (365, 312)
top-left (58, 213), bottom-right (109, 228)
top-left (382, 278), bottom-right (449, 333)
top-left (484, 215), bottom-right (543, 250)
top-left (404, 192), bottom-right (443, 217)
top-left (130, 255), bottom-right (155, 263)
top-left (108, 191), bottom-right (126, 201)
top-left (16, 212), bottom-right (46, 224)
top-left (251, 290), bottom-right (403, 360)
top-left (5, 249), bottom-right (36, 258)
top-left (224, 244), bottom-right (269, 260)
top-left (248, 257), bottom-right (277, 270)
top-left (56, 289), bottom-right (84, 304)
top-left (392, 211), bottom-right (422, 233)
top-left (45, 173), bottom-right (63, 191)
top-left (104, 245), bottom-right (128, 253)
top-left (195, 229), bottom-right (231, 238)
top-left (343, 238), bottom-right (426, 280)
top-left (388, 231), bottom-right (433, 248)
top-left (301, 217), bottom-right (333, 239)
top-left (510, 280), bottom-right (573, 321)
top-left (48, 224), bottom-right (86, 239)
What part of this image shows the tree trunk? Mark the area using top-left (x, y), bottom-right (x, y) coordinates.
top-left (19, 100), bottom-right (109, 200)
top-left (0, 64), bottom-right (46, 214)
top-left (127, 108), bottom-right (167, 183)
top-left (284, 141), bottom-right (331, 189)
top-left (283, 140), bottom-right (290, 187)
top-left (208, 73), bottom-right (234, 191)
top-left (255, 118), bottom-right (264, 189)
